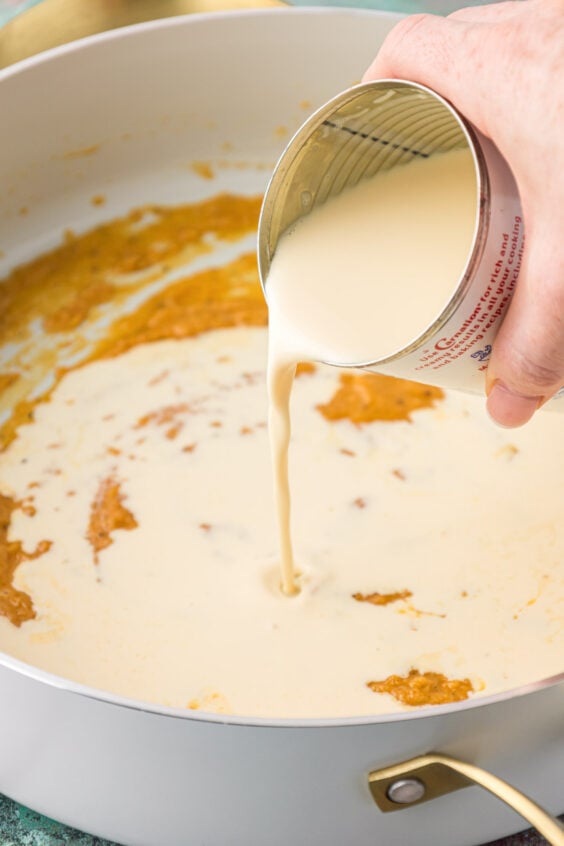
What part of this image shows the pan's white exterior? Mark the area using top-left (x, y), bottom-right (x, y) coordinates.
top-left (0, 659), bottom-right (563, 846)
top-left (0, 11), bottom-right (562, 845)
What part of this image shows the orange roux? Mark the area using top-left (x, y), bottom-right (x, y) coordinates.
top-left (367, 669), bottom-right (474, 706)
top-left (86, 477), bottom-right (138, 565)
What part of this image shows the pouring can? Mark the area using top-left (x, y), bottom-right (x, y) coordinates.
top-left (258, 79), bottom-right (533, 397)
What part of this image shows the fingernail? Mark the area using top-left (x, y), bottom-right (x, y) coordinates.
top-left (486, 381), bottom-right (542, 428)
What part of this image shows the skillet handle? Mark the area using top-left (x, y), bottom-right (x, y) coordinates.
top-left (368, 752), bottom-right (564, 846)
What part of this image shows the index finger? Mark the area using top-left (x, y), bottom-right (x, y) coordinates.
top-left (362, 14), bottom-right (490, 134)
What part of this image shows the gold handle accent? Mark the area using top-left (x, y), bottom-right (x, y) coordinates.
top-left (0, 0), bottom-right (286, 69)
top-left (368, 753), bottom-right (564, 846)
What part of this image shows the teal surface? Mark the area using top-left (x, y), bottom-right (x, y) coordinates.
top-left (0, 799), bottom-right (119, 844)
top-left (0, 0), bottom-right (558, 844)
top-left (0, 0), bottom-right (41, 26)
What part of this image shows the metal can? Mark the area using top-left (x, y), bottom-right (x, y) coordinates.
top-left (258, 79), bottom-right (528, 396)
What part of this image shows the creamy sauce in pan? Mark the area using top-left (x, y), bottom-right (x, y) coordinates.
top-left (0, 191), bottom-right (562, 718)
top-left (1, 330), bottom-right (563, 716)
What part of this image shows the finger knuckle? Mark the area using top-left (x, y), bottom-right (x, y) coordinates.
top-left (505, 348), bottom-right (563, 393)
top-left (379, 14), bottom-right (433, 60)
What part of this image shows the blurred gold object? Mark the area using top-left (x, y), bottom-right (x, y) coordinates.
top-left (0, 0), bottom-right (285, 69)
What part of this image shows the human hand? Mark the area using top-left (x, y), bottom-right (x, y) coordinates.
top-left (363, 0), bottom-right (564, 426)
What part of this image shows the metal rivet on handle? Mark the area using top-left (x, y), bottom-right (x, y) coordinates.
top-left (386, 778), bottom-right (426, 805)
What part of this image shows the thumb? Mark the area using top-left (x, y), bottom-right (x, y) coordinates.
top-left (486, 211), bottom-right (564, 427)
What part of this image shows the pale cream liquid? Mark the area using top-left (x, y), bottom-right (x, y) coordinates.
top-left (1, 153), bottom-right (562, 718)
top-left (267, 149), bottom-right (478, 595)
top-left (1, 330), bottom-right (564, 717)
